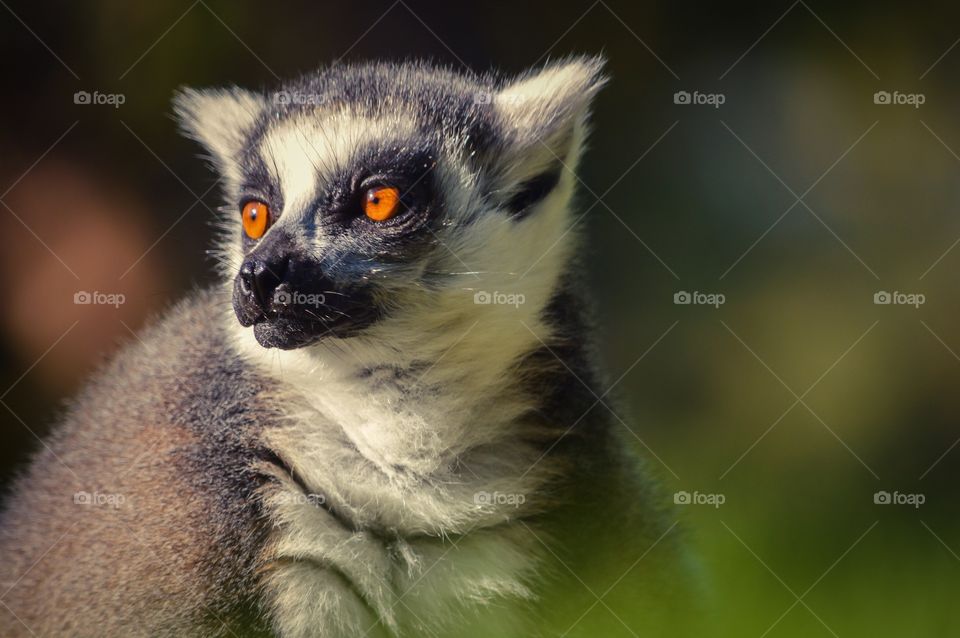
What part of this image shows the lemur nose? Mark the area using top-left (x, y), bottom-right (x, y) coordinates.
top-left (239, 258), bottom-right (287, 311)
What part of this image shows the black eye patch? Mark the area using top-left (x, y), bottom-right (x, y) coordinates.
top-left (316, 145), bottom-right (438, 226)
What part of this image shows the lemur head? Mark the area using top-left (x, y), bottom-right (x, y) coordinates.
top-left (175, 58), bottom-right (605, 352)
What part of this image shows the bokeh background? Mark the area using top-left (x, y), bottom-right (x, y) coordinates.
top-left (1, 1), bottom-right (959, 635)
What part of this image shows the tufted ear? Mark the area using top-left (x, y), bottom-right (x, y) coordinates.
top-left (488, 56), bottom-right (607, 215)
top-left (173, 86), bottom-right (265, 186)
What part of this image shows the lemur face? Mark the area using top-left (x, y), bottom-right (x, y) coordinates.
top-left (230, 135), bottom-right (439, 349)
top-left (175, 58), bottom-right (605, 349)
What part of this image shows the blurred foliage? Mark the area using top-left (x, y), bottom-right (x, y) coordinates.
top-left (2, 1), bottom-right (960, 635)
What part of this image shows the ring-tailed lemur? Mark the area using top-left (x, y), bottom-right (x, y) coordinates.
top-left (0, 57), bottom-right (699, 637)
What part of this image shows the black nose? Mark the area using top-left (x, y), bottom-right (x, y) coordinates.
top-left (239, 258), bottom-right (287, 311)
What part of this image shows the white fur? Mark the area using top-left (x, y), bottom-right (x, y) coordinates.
top-left (258, 113), bottom-right (417, 239)
top-left (174, 87), bottom-right (264, 190)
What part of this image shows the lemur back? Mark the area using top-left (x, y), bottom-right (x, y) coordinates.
top-left (0, 58), bottom-right (699, 637)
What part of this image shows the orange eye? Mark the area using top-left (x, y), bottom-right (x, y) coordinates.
top-left (241, 200), bottom-right (270, 239)
top-left (364, 186), bottom-right (401, 221)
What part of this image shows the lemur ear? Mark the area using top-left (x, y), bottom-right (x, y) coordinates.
top-left (173, 87), bottom-right (264, 185)
top-left (488, 56), bottom-right (607, 215)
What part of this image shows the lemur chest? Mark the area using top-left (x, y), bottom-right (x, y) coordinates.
top-left (255, 399), bottom-right (552, 637)
top-left (259, 487), bottom-right (544, 637)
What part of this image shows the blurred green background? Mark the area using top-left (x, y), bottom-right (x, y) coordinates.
top-left (1, 1), bottom-right (958, 635)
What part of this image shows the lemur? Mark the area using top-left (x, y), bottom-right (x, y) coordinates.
top-left (0, 57), bottom-right (699, 637)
